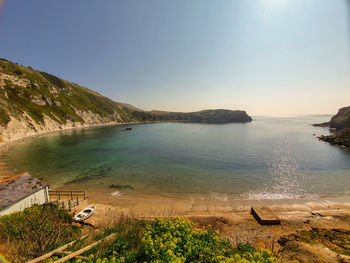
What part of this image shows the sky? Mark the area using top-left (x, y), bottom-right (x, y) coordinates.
top-left (0, 0), bottom-right (349, 116)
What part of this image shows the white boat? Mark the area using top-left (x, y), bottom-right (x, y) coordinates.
top-left (73, 205), bottom-right (96, 222)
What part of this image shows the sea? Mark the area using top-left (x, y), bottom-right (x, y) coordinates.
top-left (2, 115), bottom-right (350, 200)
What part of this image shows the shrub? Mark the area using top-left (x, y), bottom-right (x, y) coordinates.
top-left (75, 217), bottom-right (277, 263)
top-left (0, 204), bottom-right (80, 262)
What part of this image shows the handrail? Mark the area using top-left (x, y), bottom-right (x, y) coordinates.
top-left (49, 190), bottom-right (85, 194)
top-left (49, 190), bottom-right (86, 201)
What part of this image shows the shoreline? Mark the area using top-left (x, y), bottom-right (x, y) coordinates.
top-left (52, 182), bottom-right (350, 218)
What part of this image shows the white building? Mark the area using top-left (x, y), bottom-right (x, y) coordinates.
top-left (0, 172), bottom-right (49, 216)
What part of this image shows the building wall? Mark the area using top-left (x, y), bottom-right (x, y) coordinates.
top-left (0, 186), bottom-right (49, 216)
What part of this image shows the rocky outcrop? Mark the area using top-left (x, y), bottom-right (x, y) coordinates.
top-left (318, 128), bottom-right (350, 149)
top-left (0, 58), bottom-right (252, 143)
top-left (316, 106), bottom-right (350, 150)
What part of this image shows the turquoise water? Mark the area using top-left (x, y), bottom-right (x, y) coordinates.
top-left (2, 115), bottom-right (350, 199)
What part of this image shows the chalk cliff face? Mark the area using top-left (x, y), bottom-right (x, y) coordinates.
top-left (0, 58), bottom-right (252, 143)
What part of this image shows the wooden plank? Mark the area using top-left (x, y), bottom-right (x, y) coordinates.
top-left (26, 235), bottom-right (88, 263)
top-left (251, 206), bottom-right (281, 225)
top-left (53, 251), bottom-right (89, 260)
top-left (53, 233), bottom-right (116, 263)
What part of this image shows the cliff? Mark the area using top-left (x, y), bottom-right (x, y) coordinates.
top-left (329, 106), bottom-right (350, 130)
top-left (316, 106), bottom-right (350, 149)
top-left (0, 59), bottom-right (252, 143)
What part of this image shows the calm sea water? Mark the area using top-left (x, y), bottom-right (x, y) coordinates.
top-left (2, 116), bottom-right (350, 200)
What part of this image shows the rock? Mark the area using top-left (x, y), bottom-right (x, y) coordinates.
top-left (318, 128), bottom-right (350, 149)
top-left (316, 106), bottom-right (350, 150)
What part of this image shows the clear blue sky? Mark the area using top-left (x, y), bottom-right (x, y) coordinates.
top-left (0, 0), bottom-right (349, 115)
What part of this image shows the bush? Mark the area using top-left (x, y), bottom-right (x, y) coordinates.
top-left (0, 204), bottom-right (80, 262)
top-left (75, 217), bottom-right (277, 263)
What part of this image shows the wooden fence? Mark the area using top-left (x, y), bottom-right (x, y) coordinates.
top-left (49, 190), bottom-right (86, 211)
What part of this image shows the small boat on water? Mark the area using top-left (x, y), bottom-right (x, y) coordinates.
top-left (125, 127), bottom-right (132, 130)
top-left (73, 205), bottom-right (96, 222)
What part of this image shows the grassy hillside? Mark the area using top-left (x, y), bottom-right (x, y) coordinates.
top-left (0, 58), bottom-right (252, 142)
top-left (0, 58), bottom-right (137, 128)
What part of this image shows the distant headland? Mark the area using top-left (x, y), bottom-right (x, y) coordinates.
top-left (0, 58), bottom-right (252, 143)
top-left (314, 106), bottom-right (350, 149)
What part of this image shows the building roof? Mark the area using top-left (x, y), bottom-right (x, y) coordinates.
top-left (0, 172), bottom-right (47, 211)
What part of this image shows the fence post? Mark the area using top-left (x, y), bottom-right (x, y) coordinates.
top-left (71, 191), bottom-right (73, 200)
top-left (59, 192), bottom-right (61, 200)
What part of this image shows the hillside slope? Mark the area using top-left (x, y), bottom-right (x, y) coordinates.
top-left (0, 59), bottom-right (142, 142)
top-left (0, 59), bottom-right (252, 143)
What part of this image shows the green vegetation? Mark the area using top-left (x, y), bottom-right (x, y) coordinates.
top-left (0, 204), bottom-right (80, 262)
top-left (0, 206), bottom-right (277, 262)
top-left (48, 218), bottom-right (277, 263)
top-left (0, 58), bottom-right (136, 128)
